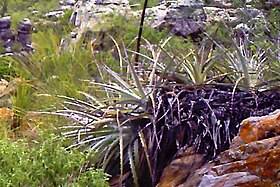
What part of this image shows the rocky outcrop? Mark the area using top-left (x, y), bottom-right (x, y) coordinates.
top-left (0, 16), bottom-right (33, 54)
top-left (205, 0), bottom-right (280, 8)
top-left (17, 18), bottom-right (33, 52)
top-left (0, 16), bottom-right (15, 53)
top-left (69, 0), bottom-right (131, 38)
top-left (143, 0), bottom-right (207, 40)
top-left (69, 0), bottom-right (207, 40)
top-left (157, 110), bottom-right (280, 186)
top-left (69, 0), bottom-right (275, 42)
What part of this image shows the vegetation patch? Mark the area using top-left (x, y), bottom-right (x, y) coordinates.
top-left (0, 136), bottom-right (109, 186)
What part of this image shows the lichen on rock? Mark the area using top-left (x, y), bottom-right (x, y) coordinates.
top-left (158, 110), bottom-right (280, 186)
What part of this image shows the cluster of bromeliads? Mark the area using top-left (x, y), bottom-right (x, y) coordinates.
top-left (53, 3), bottom-right (279, 187)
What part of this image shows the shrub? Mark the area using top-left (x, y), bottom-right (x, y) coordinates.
top-left (0, 137), bottom-right (109, 186)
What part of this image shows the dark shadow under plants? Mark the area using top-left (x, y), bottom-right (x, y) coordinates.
top-left (137, 84), bottom-right (280, 186)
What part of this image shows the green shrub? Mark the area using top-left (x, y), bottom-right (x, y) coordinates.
top-left (0, 137), bottom-right (109, 186)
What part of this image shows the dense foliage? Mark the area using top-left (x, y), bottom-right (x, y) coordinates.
top-left (0, 137), bottom-right (109, 186)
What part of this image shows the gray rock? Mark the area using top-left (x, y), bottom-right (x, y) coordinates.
top-left (0, 16), bottom-right (15, 53)
top-left (45, 10), bottom-right (65, 18)
top-left (17, 18), bottom-right (34, 52)
top-left (0, 16), bottom-right (11, 30)
top-left (69, 0), bottom-right (131, 38)
top-left (96, 0), bottom-right (103, 4)
top-left (17, 18), bottom-right (32, 34)
top-left (65, 0), bottom-right (77, 6)
top-left (145, 0), bottom-right (206, 38)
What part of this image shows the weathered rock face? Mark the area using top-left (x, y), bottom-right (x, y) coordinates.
top-left (156, 147), bottom-right (207, 187)
top-left (157, 110), bottom-right (280, 186)
top-left (70, 0), bottom-right (131, 43)
top-left (70, 0), bottom-right (131, 29)
top-left (69, 0), bottom-right (275, 42)
top-left (145, 0), bottom-right (207, 39)
top-left (70, 0), bottom-right (207, 41)
top-left (205, 0), bottom-right (280, 8)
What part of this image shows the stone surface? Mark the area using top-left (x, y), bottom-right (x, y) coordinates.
top-left (69, 0), bottom-right (276, 41)
top-left (156, 147), bottom-right (206, 187)
top-left (17, 18), bottom-right (34, 52)
top-left (231, 109), bottom-right (280, 147)
top-left (0, 17), bottom-right (33, 54)
top-left (45, 10), bottom-right (65, 18)
top-left (65, 0), bottom-right (77, 6)
top-left (0, 16), bottom-right (15, 53)
top-left (70, 0), bottom-right (206, 40)
top-left (70, 0), bottom-right (130, 27)
top-left (157, 110), bottom-right (280, 186)
top-left (69, 0), bottom-right (131, 41)
top-left (147, 0), bottom-right (206, 38)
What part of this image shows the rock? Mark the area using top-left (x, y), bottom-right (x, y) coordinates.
top-left (230, 109), bottom-right (280, 147)
top-left (138, 0), bottom-right (207, 39)
top-left (70, 31), bottom-right (78, 38)
top-left (17, 18), bottom-right (34, 52)
top-left (156, 147), bottom-right (206, 187)
top-left (68, 0), bottom-right (131, 48)
top-left (204, 0), bottom-right (234, 8)
top-left (68, 0), bottom-right (278, 43)
top-left (157, 110), bottom-right (280, 186)
top-left (0, 16), bottom-right (15, 53)
top-left (69, 0), bottom-right (206, 43)
top-left (0, 17), bottom-right (34, 54)
top-left (65, 0), bottom-right (77, 6)
top-left (0, 16), bottom-right (11, 29)
top-left (45, 10), bottom-right (65, 18)
top-left (31, 10), bottom-right (39, 15)
top-left (70, 0), bottom-right (131, 27)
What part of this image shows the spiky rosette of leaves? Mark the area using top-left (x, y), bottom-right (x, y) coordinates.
top-left (46, 35), bottom-right (178, 186)
top-left (47, 30), bottom-right (279, 187)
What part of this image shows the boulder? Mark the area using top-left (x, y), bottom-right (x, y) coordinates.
top-left (0, 17), bottom-right (34, 54)
top-left (17, 18), bottom-right (34, 52)
top-left (0, 16), bottom-right (15, 53)
top-left (134, 0), bottom-right (207, 39)
top-left (157, 110), bottom-right (280, 186)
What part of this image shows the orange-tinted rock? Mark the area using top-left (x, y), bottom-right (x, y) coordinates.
top-left (231, 109), bottom-right (280, 148)
top-left (156, 147), bottom-right (206, 187)
top-left (157, 110), bottom-right (280, 187)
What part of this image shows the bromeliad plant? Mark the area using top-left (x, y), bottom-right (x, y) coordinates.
top-left (47, 35), bottom-right (175, 186)
top-left (47, 28), bottom-right (280, 187)
top-left (164, 38), bottom-right (221, 85)
top-left (43, 5), bottom-right (279, 187)
top-left (209, 20), bottom-right (279, 91)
